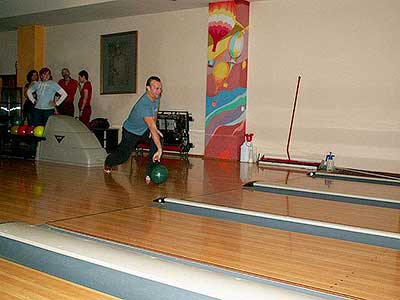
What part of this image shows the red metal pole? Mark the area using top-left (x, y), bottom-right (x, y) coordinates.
top-left (286, 76), bottom-right (301, 161)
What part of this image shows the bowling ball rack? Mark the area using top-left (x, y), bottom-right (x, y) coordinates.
top-left (0, 130), bottom-right (46, 159)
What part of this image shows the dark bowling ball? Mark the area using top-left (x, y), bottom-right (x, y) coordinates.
top-left (150, 164), bottom-right (169, 184)
top-left (27, 125), bottom-right (35, 135)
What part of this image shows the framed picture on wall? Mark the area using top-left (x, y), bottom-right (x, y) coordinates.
top-left (100, 31), bottom-right (137, 94)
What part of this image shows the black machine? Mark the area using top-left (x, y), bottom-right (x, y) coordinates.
top-left (136, 110), bottom-right (194, 158)
top-left (0, 88), bottom-right (22, 137)
top-left (0, 88), bottom-right (23, 156)
top-left (0, 88), bottom-right (23, 128)
top-left (0, 87), bottom-right (45, 159)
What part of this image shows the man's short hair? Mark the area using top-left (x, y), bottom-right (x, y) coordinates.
top-left (79, 70), bottom-right (89, 80)
top-left (146, 76), bottom-right (161, 87)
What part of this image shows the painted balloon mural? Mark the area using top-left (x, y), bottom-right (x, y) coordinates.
top-left (213, 61), bottom-right (230, 90)
top-left (229, 30), bottom-right (244, 66)
top-left (205, 1), bottom-right (249, 160)
top-left (208, 2), bottom-right (236, 52)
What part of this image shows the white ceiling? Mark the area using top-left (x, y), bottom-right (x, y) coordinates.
top-left (0, 0), bottom-right (253, 32)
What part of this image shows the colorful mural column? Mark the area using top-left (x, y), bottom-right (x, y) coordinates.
top-left (205, 0), bottom-right (249, 160)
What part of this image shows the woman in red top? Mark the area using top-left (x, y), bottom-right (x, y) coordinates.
top-left (78, 70), bottom-right (92, 127)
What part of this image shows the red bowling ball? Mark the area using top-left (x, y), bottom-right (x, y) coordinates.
top-left (17, 125), bottom-right (28, 135)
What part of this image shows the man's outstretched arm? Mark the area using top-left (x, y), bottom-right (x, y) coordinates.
top-left (144, 116), bottom-right (163, 162)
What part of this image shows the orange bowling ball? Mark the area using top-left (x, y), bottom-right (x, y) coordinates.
top-left (10, 125), bottom-right (19, 135)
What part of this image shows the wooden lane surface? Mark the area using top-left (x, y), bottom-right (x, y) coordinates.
top-left (0, 258), bottom-right (117, 300)
top-left (0, 157), bottom-right (290, 224)
top-left (0, 159), bottom-right (167, 224)
top-left (126, 156), bottom-right (307, 198)
top-left (187, 189), bottom-right (400, 233)
top-left (1, 157), bottom-right (399, 299)
top-left (0, 157), bottom-right (399, 232)
top-left (50, 207), bottom-right (400, 300)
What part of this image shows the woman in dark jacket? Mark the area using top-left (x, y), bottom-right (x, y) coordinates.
top-left (22, 69), bottom-right (38, 125)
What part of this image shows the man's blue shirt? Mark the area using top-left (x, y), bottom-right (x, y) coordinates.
top-left (123, 93), bottom-right (160, 135)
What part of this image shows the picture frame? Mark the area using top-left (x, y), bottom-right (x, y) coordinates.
top-left (100, 31), bottom-right (137, 94)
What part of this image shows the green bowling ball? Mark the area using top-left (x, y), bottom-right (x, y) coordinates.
top-left (14, 116), bottom-right (23, 126)
top-left (150, 164), bottom-right (169, 184)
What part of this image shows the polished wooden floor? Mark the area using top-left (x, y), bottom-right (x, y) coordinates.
top-left (0, 258), bottom-right (117, 300)
top-left (0, 156), bottom-right (399, 300)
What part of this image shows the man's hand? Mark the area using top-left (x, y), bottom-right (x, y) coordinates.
top-left (152, 149), bottom-right (162, 162)
top-left (144, 116), bottom-right (163, 163)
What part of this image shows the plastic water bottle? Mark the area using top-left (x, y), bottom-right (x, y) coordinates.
top-left (240, 133), bottom-right (255, 163)
top-left (248, 145), bottom-right (254, 163)
top-left (326, 152), bottom-right (335, 172)
top-left (240, 142), bottom-right (251, 162)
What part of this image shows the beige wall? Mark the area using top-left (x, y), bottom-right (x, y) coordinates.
top-left (248, 0), bottom-right (400, 172)
top-left (45, 8), bottom-right (208, 154)
top-left (0, 31), bottom-right (17, 74)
